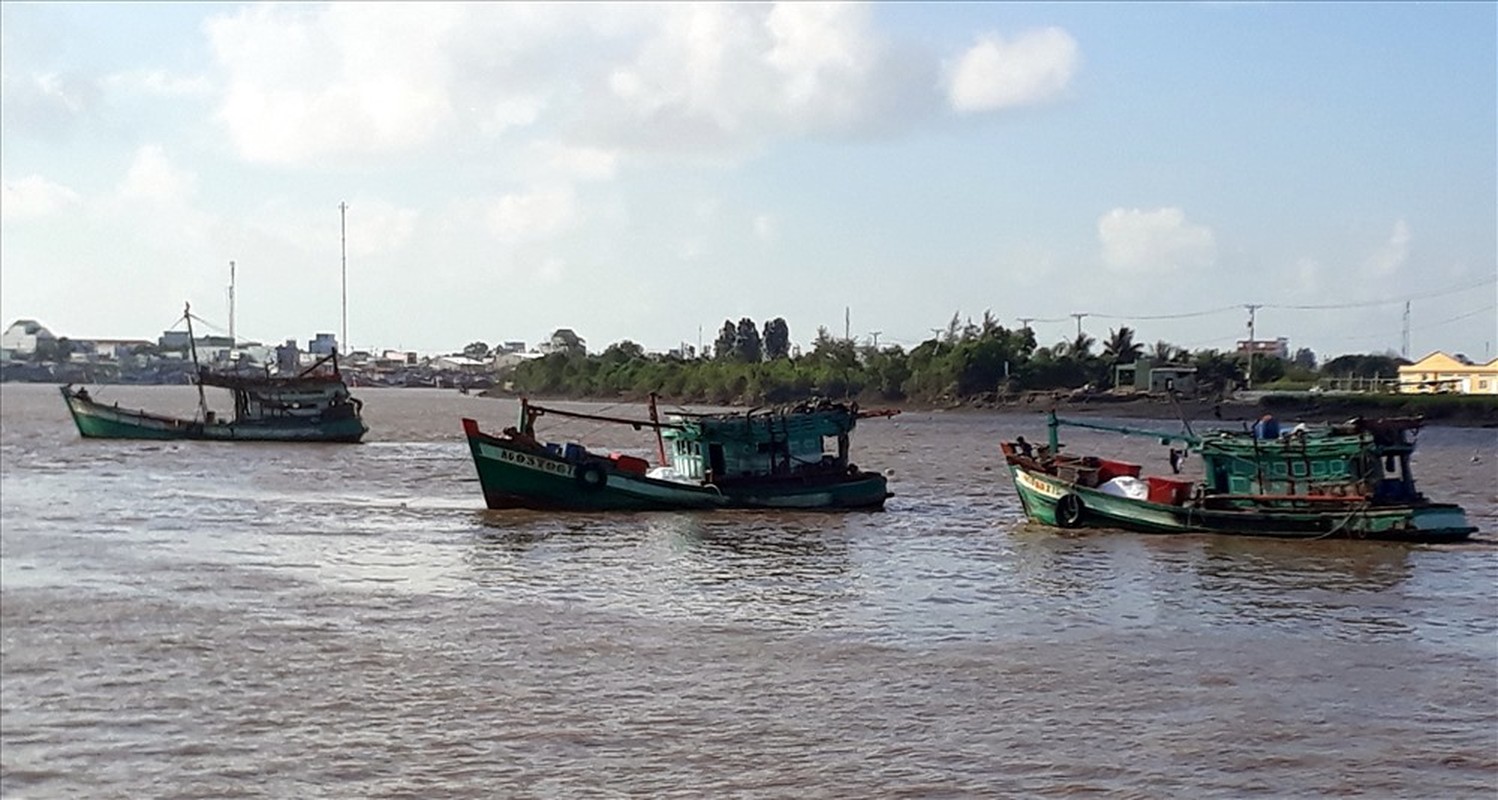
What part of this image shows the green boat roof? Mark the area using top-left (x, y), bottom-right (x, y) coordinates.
top-left (664, 400), bottom-right (858, 445)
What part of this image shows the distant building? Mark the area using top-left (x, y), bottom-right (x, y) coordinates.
top-left (276, 339), bottom-right (301, 373)
top-left (2, 319), bottom-right (57, 360)
top-left (308, 333), bottom-right (338, 355)
top-left (1397, 352), bottom-right (1498, 395)
top-left (432, 355), bottom-right (489, 372)
top-left (158, 330), bottom-right (232, 355)
top-left (492, 351), bottom-right (544, 370)
top-left (381, 350), bottom-right (418, 365)
top-left (538, 328), bottom-right (585, 355)
top-left (1114, 358), bottom-right (1199, 395)
top-left (1235, 337), bottom-right (1290, 360)
top-left (75, 338), bottom-right (155, 360)
top-left (496, 341), bottom-right (527, 354)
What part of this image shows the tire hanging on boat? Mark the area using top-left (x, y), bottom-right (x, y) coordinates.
top-left (575, 461), bottom-right (608, 490)
top-left (1055, 493), bottom-right (1086, 528)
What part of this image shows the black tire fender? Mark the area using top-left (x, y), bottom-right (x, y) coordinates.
top-left (1055, 493), bottom-right (1086, 529)
top-left (575, 461), bottom-right (608, 490)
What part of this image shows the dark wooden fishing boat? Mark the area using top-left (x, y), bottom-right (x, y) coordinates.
top-left (1001, 412), bottom-right (1475, 542)
top-left (462, 396), bottom-right (896, 511)
top-left (61, 304), bottom-right (367, 443)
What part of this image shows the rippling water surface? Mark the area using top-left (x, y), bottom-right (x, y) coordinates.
top-left (3, 384), bottom-right (1495, 798)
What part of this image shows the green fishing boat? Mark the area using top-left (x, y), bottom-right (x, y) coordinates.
top-left (1001, 412), bottom-right (1475, 541)
top-left (462, 396), bottom-right (896, 511)
top-left (61, 304), bottom-right (367, 443)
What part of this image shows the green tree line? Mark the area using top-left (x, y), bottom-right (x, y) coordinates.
top-left (507, 313), bottom-right (1412, 406)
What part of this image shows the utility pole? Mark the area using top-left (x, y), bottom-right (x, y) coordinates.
top-left (1070, 313), bottom-right (1088, 338)
top-left (228, 260), bottom-right (236, 344)
top-left (1244, 303), bottom-right (1262, 390)
top-left (1401, 301), bottom-right (1410, 359)
top-left (845, 306), bottom-right (851, 342)
top-left (340, 201), bottom-right (349, 353)
top-left (868, 331), bottom-right (881, 350)
top-left (1018, 317), bottom-right (1034, 330)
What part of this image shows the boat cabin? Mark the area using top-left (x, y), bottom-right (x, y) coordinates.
top-left (662, 404), bottom-right (858, 482)
top-left (1196, 418), bottom-right (1422, 502)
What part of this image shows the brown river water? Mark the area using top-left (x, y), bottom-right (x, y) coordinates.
top-left (2, 383), bottom-right (1495, 798)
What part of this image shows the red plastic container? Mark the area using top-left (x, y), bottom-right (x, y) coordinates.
top-left (1146, 476), bottom-right (1193, 505)
top-left (610, 453), bottom-right (650, 475)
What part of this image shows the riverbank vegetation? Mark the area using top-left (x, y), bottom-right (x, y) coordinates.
top-left (506, 314), bottom-right (1494, 421)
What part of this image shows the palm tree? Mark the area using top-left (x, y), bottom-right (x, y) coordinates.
top-left (1102, 326), bottom-right (1143, 364)
top-left (1149, 339), bottom-right (1182, 364)
top-left (1069, 332), bottom-right (1095, 359)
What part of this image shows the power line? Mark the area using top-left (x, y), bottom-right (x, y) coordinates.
top-left (1261, 276), bottom-right (1494, 311)
top-left (1022, 276), bottom-right (1494, 323)
top-left (1089, 305), bottom-right (1239, 321)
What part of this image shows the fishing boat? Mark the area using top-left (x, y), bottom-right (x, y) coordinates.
top-left (461, 396), bottom-right (896, 511)
top-left (61, 304), bottom-right (367, 443)
top-left (1000, 412), bottom-right (1475, 541)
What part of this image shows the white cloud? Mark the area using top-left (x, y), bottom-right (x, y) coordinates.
top-left (118, 145), bottom-right (196, 203)
top-left (208, 3), bottom-right (463, 165)
top-left (202, 3), bottom-right (917, 165)
top-left (533, 142), bottom-right (619, 182)
top-left (0, 70), bottom-right (101, 136)
top-left (753, 213), bottom-right (778, 243)
top-left (106, 69), bottom-right (213, 97)
top-left (1097, 207), bottom-right (1216, 274)
top-left (485, 185), bottom-right (578, 242)
top-left (764, 3), bottom-right (878, 125)
top-left (343, 200), bottom-right (419, 259)
top-left (945, 28), bottom-right (1080, 113)
top-left (1366, 219), bottom-right (1411, 275)
top-left (0, 175), bottom-right (81, 219)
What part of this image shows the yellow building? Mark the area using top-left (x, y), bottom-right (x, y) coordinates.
top-left (1397, 352), bottom-right (1498, 395)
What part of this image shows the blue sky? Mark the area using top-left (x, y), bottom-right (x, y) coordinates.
top-left (2, 2), bottom-right (1494, 361)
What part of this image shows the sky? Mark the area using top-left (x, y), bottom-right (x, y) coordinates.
top-left (2, 2), bottom-right (1495, 362)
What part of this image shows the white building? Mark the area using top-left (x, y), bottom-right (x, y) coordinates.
top-left (1, 319), bottom-right (57, 360)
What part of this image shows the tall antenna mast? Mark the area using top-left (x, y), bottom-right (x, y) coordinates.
top-left (228, 260), bottom-right (236, 344)
top-left (1401, 301), bottom-right (1410, 359)
top-left (1244, 304), bottom-right (1262, 390)
top-left (339, 201), bottom-right (349, 353)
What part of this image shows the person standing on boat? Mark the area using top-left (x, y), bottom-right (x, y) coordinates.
top-left (1253, 413), bottom-right (1280, 440)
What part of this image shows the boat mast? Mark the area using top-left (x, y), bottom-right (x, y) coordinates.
top-left (185, 302), bottom-right (210, 421)
top-left (228, 260), bottom-right (236, 344)
top-left (648, 392), bottom-right (668, 466)
top-left (340, 201), bottom-right (348, 355)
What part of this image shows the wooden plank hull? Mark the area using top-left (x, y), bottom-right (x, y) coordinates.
top-left (61, 387), bottom-right (367, 443)
top-left (465, 426), bottom-right (890, 511)
top-left (1008, 464), bottom-right (1475, 542)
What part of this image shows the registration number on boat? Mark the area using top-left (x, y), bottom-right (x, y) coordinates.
top-left (1015, 470), bottom-right (1065, 499)
top-left (484, 445), bottom-right (576, 478)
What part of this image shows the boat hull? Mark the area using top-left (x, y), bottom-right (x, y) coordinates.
top-left (62, 388), bottom-right (367, 443)
top-left (1008, 464), bottom-right (1475, 542)
top-left (467, 431), bottom-right (890, 511)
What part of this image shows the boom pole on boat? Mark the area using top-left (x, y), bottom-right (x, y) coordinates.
top-left (1046, 411), bottom-right (1201, 454)
top-left (184, 302), bottom-right (210, 422)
